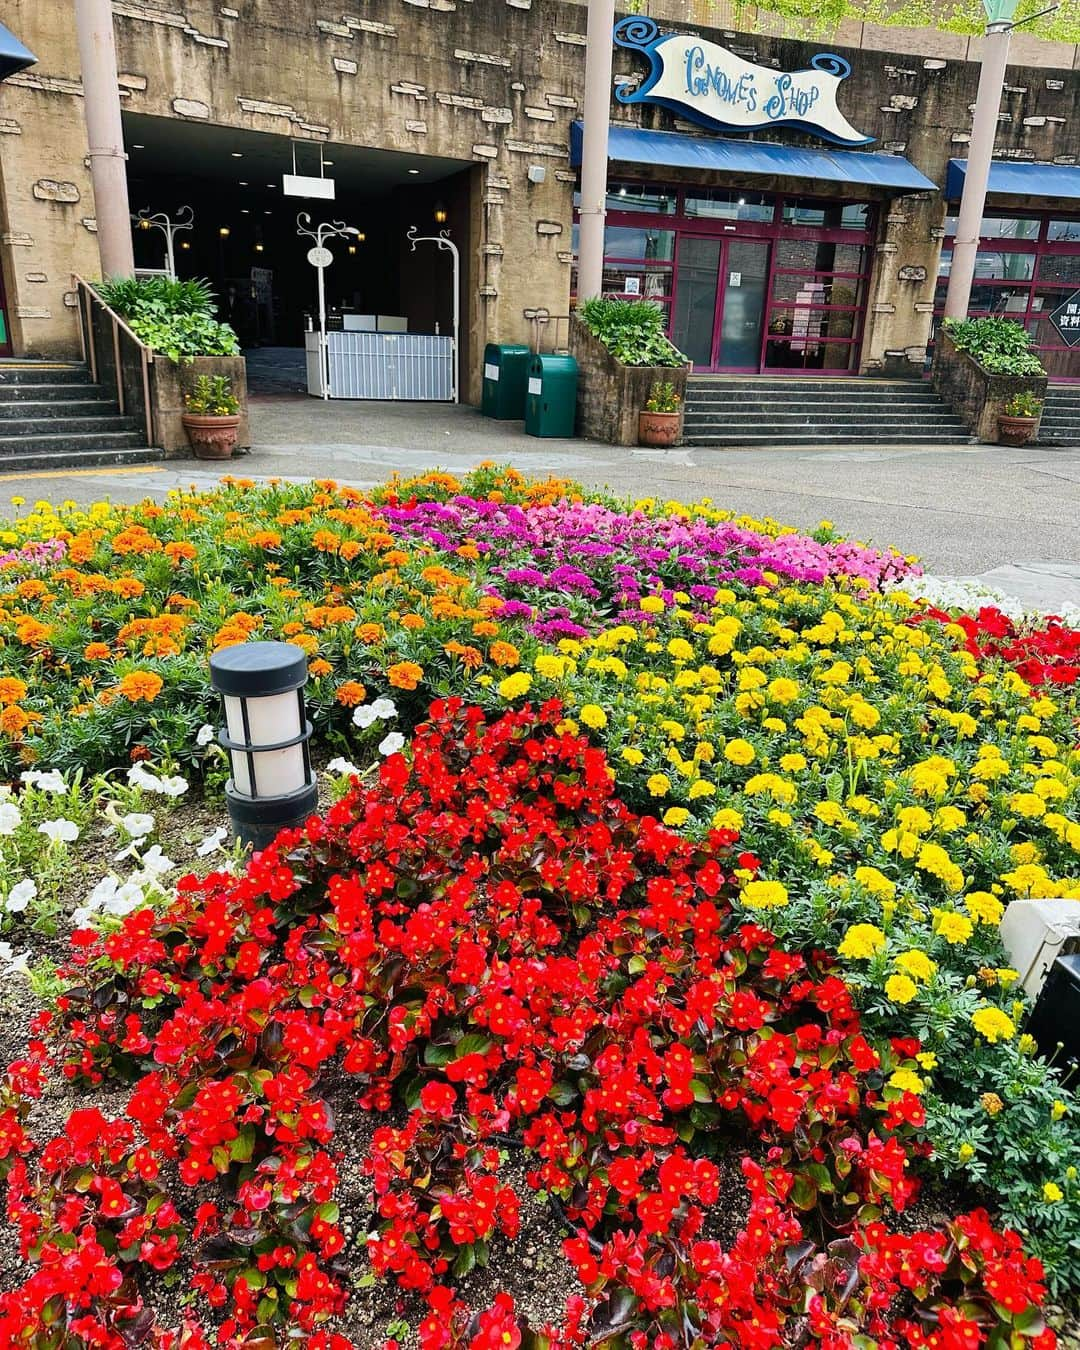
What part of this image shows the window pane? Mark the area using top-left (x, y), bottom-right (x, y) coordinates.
top-left (606, 182), bottom-right (677, 214)
top-left (684, 188), bottom-right (774, 222)
top-left (772, 273), bottom-right (866, 307)
top-left (1037, 253), bottom-right (1080, 284)
top-left (774, 239), bottom-right (867, 273)
top-left (1048, 219), bottom-right (1080, 242)
top-left (602, 262), bottom-right (672, 300)
top-left (939, 250), bottom-right (1035, 281)
top-left (603, 225), bottom-right (675, 262)
top-left (769, 305), bottom-right (857, 338)
top-left (943, 215), bottom-right (1040, 239)
top-left (782, 199), bottom-right (870, 230)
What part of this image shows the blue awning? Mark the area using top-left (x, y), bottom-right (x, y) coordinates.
top-left (570, 121), bottom-right (937, 193)
top-left (946, 157), bottom-right (1080, 201)
top-left (0, 23), bottom-right (35, 82)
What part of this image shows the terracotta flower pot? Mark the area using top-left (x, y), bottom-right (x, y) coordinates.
top-left (181, 412), bottom-right (241, 460)
top-left (996, 414), bottom-right (1039, 447)
top-left (639, 409), bottom-right (682, 448)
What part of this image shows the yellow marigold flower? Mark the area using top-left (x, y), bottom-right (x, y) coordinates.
top-left (688, 780), bottom-right (715, 799)
top-left (116, 671), bottom-right (164, 703)
top-left (1010, 792), bottom-right (1047, 819)
top-left (712, 807), bottom-right (744, 831)
top-left (884, 974), bottom-right (918, 1005)
top-left (837, 923), bottom-right (887, 960)
top-left (741, 879), bottom-right (789, 909)
top-left (639, 595), bottom-right (664, 614)
top-left (934, 911), bottom-right (974, 945)
top-left (853, 865), bottom-right (895, 898)
top-left (647, 773), bottom-right (671, 797)
top-left (663, 807), bottom-right (690, 827)
top-left (1044, 1182), bottom-right (1064, 1203)
top-left (497, 671), bottom-right (532, 700)
top-left (981, 1092), bottom-right (1004, 1115)
top-left (813, 801), bottom-right (847, 827)
top-left (965, 891), bottom-right (1004, 925)
top-left (972, 1006), bottom-right (1016, 1044)
top-left (667, 638), bottom-right (694, 662)
top-left (916, 842), bottom-right (964, 893)
top-left (888, 1068), bottom-right (925, 1095)
top-left (895, 950), bottom-right (937, 983)
top-left (1053, 1101), bottom-right (1068, 1121)
top-left (916, 1051), bottom-right (938, 1070)
top-left (958, 1143), bottom-right (976, 1163)
top-left (779, 753), bottom-right (807, 773)
top-left (767, 677), bottom-right (799, 705)
top-left (621, 747), bottom-right (644, 765)
top-left (579, 704), bottom-right (607, 730)
top-left (723, 738), bottom-right (756, 766)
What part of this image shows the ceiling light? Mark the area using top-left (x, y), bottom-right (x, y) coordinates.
top-left (264, 209), bottom-right (272, 215)
top-left (239, 181), bottom-right (248, 187)
top-left (254, 242), bottom-right (265, 252)
top-left (231, 152), bottom-right (243, 159)
top-left (240, 208), bottom-right (250, 214)
top-left (132, 143), bottom-right (145, 150)
top-left (266, 183), bottom-right (276, 189)
top-left (219, 226), bottom-right (230, 238)
top-left (179, 240), bottom-right (191, 250)
top-left (138, 218), bottom-right (150, 230)
top-left (324, 159), bottom-right (334, 166)
top-left (434, 201), bottom-right (448, 225)
top-left (408, 168), bottom-right (420, 175)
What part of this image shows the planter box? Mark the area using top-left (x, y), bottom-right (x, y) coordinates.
top-left (568, 314), bottom-right (688, 447)
top-left (931, 330), bottom-right (1046, 445)
top-left (149, 355), bottom-right (250, 458)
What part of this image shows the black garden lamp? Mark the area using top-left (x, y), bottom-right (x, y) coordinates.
top-left (210, 641), bottom-right (318, 849)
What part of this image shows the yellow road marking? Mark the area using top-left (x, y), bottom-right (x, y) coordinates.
top-left (0, 465), bottom-right (164, 481)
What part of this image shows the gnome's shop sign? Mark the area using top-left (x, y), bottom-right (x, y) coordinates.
top-left (614, 18), bottom-right (872, 147)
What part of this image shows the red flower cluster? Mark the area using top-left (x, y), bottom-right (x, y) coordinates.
top-left (915, 603), bottom-right (1080, 686)
top-left (0, 700), bottom-right (1054, 1348)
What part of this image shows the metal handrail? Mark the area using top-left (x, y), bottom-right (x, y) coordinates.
top-left (72, 274), bottom-right (156, 447)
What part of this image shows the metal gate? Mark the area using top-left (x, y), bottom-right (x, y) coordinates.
top-left (327, 332), bottom-right (454, 401)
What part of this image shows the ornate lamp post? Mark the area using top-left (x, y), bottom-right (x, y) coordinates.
top-left (296, 212), bottom-right (361, 401)
top-left (132, 205), bottom-right (194, 280)
top-left (406, 226), bottom-right (460, 404)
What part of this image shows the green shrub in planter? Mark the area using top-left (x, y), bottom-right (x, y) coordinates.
top-left (578, 297), bottom-right (687, 368)
top-left (942, 316), bottom-right (1046, 377)
top-left (96, 276), bottom-right (240, 362)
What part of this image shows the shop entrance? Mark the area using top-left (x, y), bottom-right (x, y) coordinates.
top-left (672, 237), bottom-right (769, 371)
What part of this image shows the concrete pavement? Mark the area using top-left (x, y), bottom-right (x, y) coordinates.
top-left (2, 394), bottom-right (1078, 607)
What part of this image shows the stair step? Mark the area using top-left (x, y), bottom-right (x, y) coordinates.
top-left (0, 398), bottom-right (120, 420)
top-left (0, 445), bottom-right (159, 473)
top-left (0, 430), bottom-right (148, 455)
top-left (0, 365), bottom-right (93, 388)
top-left (684, 410), bottom-right (965, 425)
top-left (0, 382), bottom-right (115, 403)
top-left (0, 415), bottom-right (140, 437)
top-left (686, 432), bottom-right (973, 445)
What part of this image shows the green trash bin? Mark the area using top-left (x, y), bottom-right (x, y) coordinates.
top-left (524, 354), bottom-right (578, 439)
top-left (481, 343), bottom-right (531, 420)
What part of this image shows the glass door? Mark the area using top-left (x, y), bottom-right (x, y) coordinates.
top-left (717, 240), bottom-right (770, 370)
top-left (671, 236), bottom-right (722, 370)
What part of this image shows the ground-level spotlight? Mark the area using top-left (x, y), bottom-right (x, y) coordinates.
top-left (209, 642), bottom-right (318, 850)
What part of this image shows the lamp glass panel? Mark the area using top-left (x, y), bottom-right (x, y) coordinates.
top-left (224, 691), bottom-right (304, 797)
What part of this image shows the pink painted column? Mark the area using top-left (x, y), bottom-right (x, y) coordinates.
top-left (75, 0), bottom-right (135, 279)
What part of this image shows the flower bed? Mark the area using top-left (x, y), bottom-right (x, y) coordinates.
top-left (0, 470), bottom-right (1077, 1346)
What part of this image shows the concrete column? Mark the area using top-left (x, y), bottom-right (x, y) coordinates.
top-left (577, 0), bottom-right (615, 302)
top-left (942, 22), bottom-right (1011, 320)
top-left (75, 0), bottom-right (134, 279)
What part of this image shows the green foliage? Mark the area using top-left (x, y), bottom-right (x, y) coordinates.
top-left (644, 380), bottom-right (682, 413)
top-left (722, 0), bottom-right (1078, 41)
top-left (578, 297), bottom-right (687, 369)
top-left (184, 374), bottom-right (240, 417)
top-left (97, 276), bottom-right (215, 319)
top-left (1003, 390), bottom-right (1044, 418)
top-left (96, 276), bottom-right (239, 362)
top-left (943, 316), bottom-right (1047, 377)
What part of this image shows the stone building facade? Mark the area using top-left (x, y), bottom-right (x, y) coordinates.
top-left (0, 0), bottom-right (1078, 396)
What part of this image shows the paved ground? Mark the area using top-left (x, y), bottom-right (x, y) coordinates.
top-left (3, 392), bottom-right (1078, 606)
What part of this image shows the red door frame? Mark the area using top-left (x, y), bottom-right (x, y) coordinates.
top-left (587, 184), bottom-right (877, 376)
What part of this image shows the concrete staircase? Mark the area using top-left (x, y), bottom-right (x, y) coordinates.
top-left (0, 361), bottom-right (157, 471)
top-left (683, 376), bottom-right (972, 448)
top-left (1038, 386), bottom-right (1080, 448)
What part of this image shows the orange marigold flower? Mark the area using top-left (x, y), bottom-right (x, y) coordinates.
top-left (113, 577), bottom-right (145, 600)
top-left (387, 661), bottom-right (423, 691)
top-left (472, 621), bottom-right (500, 638)
top-left (400, 614), bottom-right (426, 631)
top-left (335, 680), bottom-right (368, 707)
top-left (309, 658), bottom-right (333, 678)
top-left (16, 618), bottom-right (52, 646)
top-left (382, 550), bottom-right (410, 568)
top-left (456, 543), bottom-right (481, 561)
top-left (67, 536), bottom-right (97, 564)
top-left (112, 527), bottom-right (162, 556)
top-left (444, 642), bottom-right (482, 671)
top-left (164, 541), bottom-right (198, 565)
top-left (117, 671), bottom-right (164, 703)
top-left (430, 597), bottom-right (466, 621)
top-left (249, 531), bottom-right (282, 550)
top-left (0, 677), bottom-right (28, 704)
top-left (16, 580), bottom-right (48, 600)
top-left (287, 634), bottom-right (319, 656)
top-left (356, 623), bottom-right (385, 645)
top-left (339, 541), bottom-right (362, 562)
top-left (311, 530), bottom-right (340, 553)
top-left (0, 705), bottom-right (30, 736)
top-left (489, 641), bottom-right (520, 668)
top-left (83, 643), bottom-right (112, 661)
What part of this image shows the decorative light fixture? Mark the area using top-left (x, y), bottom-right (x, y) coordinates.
top-left (179, 240), bottom-right (191, 250)
top-left (434, 201), bottom-right (448, 225)
top-left (219, 225), bottom-right (231, 238)
top-left (130, 205), bottom-right (195, 279)
top-left (254, 242), bottom-right (265, 252)
top-left (209, 642), bottom-right (318, 849)
top-left (347, 244), bottom-right (357, 255)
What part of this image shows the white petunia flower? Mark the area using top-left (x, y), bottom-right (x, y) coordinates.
top-left (119, 812), bottom-right (155, 839)
top-left (378, 731), bottom-right (405, 757)
top-left (0, 802), bottom-right (22, 835)
top-left (38, 818), bottom-right (79, 845)
top-left (88, 875), bottom-right (120, 910)
top-left (196, 826), bottom-right (229, 858)
top-left (159, 774), bottom-right (189, 798)
top-left (71, 907), bottom-right (95, 930)
top-left (20, 770), bottom-right (66, 794)
top-left (325, 757), bottom-right (360, 778)
top-left (352, 705), bottom-right (378, 729)
top-left (5, 879), bottom-right (37, 914)
top-left (138, 844), bottom-right (175, 878)
top-left (370, 698), bottom-right (398, 721)
top-left (197, 724), bottom-right (216, 747)
top-left (0, 942), bottom-right (13, 963)
top-left (127, 763), bottom-right (161, 791)
top-left (101, 882), bottom-right (145, 918)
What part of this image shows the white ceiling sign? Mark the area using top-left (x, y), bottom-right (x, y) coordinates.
top-left (614, 18), bottom-right (872, 147)
top-left (284, 173), bottom-right (336, 200)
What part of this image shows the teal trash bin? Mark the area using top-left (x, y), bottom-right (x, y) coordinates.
top-left (524, 354), bottom-right (578, 438)
top-left (481, 343), bottom-right (531, 420)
